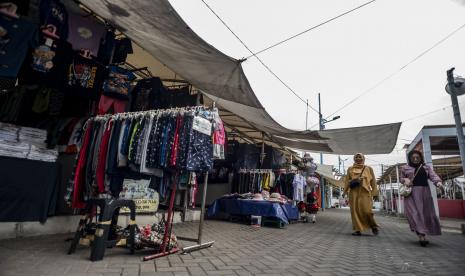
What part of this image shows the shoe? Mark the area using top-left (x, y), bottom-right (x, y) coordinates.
top-left (352, 231), bottom-right (361, 236)
top-left (419, 235), bottom-right (428, 247)
top-left (372, 227), bottom-right (379, 236)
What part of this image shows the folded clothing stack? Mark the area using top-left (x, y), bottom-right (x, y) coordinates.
top-left (0, 123), bottom-right (58, 162)
top-left (18, 126), bottom-right (48, 147)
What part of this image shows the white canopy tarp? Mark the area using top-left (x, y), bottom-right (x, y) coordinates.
top-left (80, 0), bottom-right (401, 154)
top-left (316, 164), bottom-right (344, 188)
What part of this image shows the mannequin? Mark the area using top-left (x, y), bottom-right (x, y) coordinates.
top-left (302, 153), bottom-right (319, 223)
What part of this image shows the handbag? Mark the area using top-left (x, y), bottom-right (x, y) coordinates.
top-left (349, 166), bottom-right (366, 189)
top-left (399, 166), bottom-right (421, 197)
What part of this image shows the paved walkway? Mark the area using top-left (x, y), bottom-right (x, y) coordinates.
top-left (1, 209), bottom-right (464, 276)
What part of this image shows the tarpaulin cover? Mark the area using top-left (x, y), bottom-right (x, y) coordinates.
top-left (207, 197), bottom-right (299, 224)
top-left (316, 164), bottom-right (345, 188)
top-left (80, 0), bottom-right (401, 154)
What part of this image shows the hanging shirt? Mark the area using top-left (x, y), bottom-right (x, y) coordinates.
top-left (39, 0), bottom-right (69, 39)
top-left (67, 53), bottom-right (107, 100)
top-left (96, 29), bottom-right (115, 65)
top-left (19, 32), bottom-right (72, 88)
top-left (130, 77), bottom-right (166, 111)
top-left (112, 37), bottom-right (133, 63)
top-left (102, 65), bottom-right (136, 100)
top-left (292, 174), bottom-right (306, 201)
top-left (0, 14), bottom-right (38, 78)
top-left (67, 13), bottom-right (105, 56)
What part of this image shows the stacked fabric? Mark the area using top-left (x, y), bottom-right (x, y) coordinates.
top-left (0, 123), bottom-right (58, 162)
top-left (28, 145), bottom-right (58, 162)
top-left (0, 140), bottom-right (29, 159)
top-left (18, 126), bottom-right (47, 147)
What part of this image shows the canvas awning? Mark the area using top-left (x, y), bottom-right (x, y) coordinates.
top-left (79, 0), bottom-right (401, 155)
top-left (316, 164), bottom-right (345, 188)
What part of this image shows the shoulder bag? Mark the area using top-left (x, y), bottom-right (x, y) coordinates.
top-left (399, 166), bottom-right (421, 197)
top-left (349, 166), bottom-right (366, 189)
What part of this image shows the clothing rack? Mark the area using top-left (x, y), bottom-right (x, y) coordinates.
top-left (73, 105), bottom-right (216, 259)
top-left (239, 169), bottom-right (273, 174)
top-left (93, 105), bottom-right (210, 121)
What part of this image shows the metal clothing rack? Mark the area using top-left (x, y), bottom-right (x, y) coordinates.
top-left (238, 169), bottom-right (273, 174)
top-left (177, 173), bottom-right (215, 254)
top-left (90, 106), bottom-right (216, 259)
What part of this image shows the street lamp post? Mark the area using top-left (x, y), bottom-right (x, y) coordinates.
top-left (318, 93), bottom-right (341, 210)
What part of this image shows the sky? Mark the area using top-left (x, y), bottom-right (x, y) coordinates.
top-left (168, 0), bottom-right (465, 176)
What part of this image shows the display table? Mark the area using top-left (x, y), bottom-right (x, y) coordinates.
top-left (0, 156), bottom-right (60, 223)
top-left (207, 197), bottom-right (298, 224)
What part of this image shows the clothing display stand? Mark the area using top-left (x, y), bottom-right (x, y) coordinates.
top-left (68, 198), bottom-right (136, 261)
top-left (143, 172), bottom-right (180, 261)
top-left (178, 173), bottom-right (215, 254)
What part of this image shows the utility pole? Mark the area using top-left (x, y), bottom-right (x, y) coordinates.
top-left (446, 68), bottom-right (465, 184)
top-left (318, 93), bottom-right (325, 211)
top-left (446, 68), bottom-right (465, 234)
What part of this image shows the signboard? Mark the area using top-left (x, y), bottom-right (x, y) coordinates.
top-left (120, 198), bottom-right (159, 213)
top-left (119, 179), bottom-right (159, 213)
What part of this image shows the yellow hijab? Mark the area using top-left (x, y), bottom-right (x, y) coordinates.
top-left (352, 153), bottom-right (365, 171)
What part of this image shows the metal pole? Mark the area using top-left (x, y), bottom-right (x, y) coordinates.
top-left (260, 132), bottom-right (265, 167)
top-left (305, 99), bottom-right (309, 130)
top-left (396, 165), bottom-right (402, 215)
top-left (318, 93), bottom-right (325, 210)
top-left (389, 175), bottom-right (393, 212)
top-left (197, 172), bottom-right (209, 244)
top-left (447, 68), bottom-right (465, 181)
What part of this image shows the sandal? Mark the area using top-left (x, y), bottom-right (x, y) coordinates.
top-left (419, 235), bottom-right (428, 247)
top-left (352, 231), bottom-right (361, 236)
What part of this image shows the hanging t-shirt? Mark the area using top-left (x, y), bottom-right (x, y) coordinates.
top-left (18, 32), bottom-right (73, 88)
top-left (39, 0), bottom-right (68, 39)
top-left (96, 29), bottom-right (115, 65)
top-left (102, 66), bottom-right (135, 100)
top-left (292, 174), bottom-right (306, 202)
top-left (67, 53), bottom-right (107, 100)
top-left (130, 77), bottom-right (166, 111)
top-left (0, 14), bottom-right (38, 78)
top-left (67, 13), bottom-right (105, 56)
top-left (112, 37), bottom-right (133, 63)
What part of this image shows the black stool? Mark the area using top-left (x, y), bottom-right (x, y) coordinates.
top-left (68, 198), bottom-right (136, 261)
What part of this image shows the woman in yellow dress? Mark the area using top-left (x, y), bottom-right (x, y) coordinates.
top-left (343, 153), bottom-right (379, 236)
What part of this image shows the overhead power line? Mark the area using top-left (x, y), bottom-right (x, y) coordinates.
top-left (246, 0), bottom-right (377, 58)
top-left (403, 99), bottom-right (465, 122)
top-left (200, 0), bottom-right (320, 114)
top-left (323, 22), bottom-right (465, 121)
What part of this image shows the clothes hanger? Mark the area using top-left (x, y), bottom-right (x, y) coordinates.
top-left (79, 49), bottom-right (92, 59)
top-left (41, 24), bottom-right (60, 40)
top-left (0, 3), bottom-right (19, 19)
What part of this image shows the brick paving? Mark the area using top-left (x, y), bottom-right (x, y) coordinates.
top-left (1, 209), bottom-right (464, 276)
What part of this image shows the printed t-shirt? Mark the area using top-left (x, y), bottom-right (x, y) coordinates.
top-left (102, 66), bottom-right (135, 100)
top-left (19, 32), bottom-right (72, 88)
top-left (0, 14), bottom-right (38, 78)
top-left (39, 0), bottom-right (68, 39)
top-left (67, 53), bottom-right (107, 100)
top-left (67, 13), bottom-right (105, 56)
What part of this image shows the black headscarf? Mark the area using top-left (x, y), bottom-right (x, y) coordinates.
top-left (407, 150), bottom-right (424, 168)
